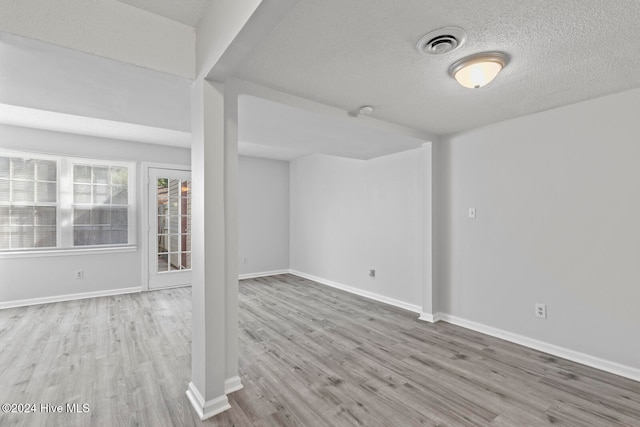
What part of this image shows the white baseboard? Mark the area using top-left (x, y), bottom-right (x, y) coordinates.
top-left (289, 270), bottom-right (421, 314)
top-left (224, 376), bottom-right (243, 394)
top-left (186, 382), bottom-right (230, 420)
top-left (238, 269), bottom-right (290, 280)
top-left (424, 313), bottom-right (640, 383)
top-left (418, 311), bottom-right (439, 323)
top-left (0, 286), bottom-right (142, 310)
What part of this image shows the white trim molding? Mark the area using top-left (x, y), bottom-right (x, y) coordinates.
top-left (290, 270), bottom-right (422, 314)
top-left (238, 270), bottom-right (290, 280)
top-left (418, 312), bottom-right (444, 323)
top-left (0, 245), bottom-right (137, 260)
top-left (0, 104), bottom-right (191, 148)
top-left (423, 313), bottom-right (640, 383)
top-left (0, 286), bottom-right (142, 310)
top-left (140, 162), bottom-right (192, 292)
top-left (186, 382), bottom-right (231, 421)
top-left (224, 376), bottom-right (244, 394)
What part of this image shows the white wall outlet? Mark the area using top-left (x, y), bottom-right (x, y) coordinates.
top-left (468, 207), bottom-right (476, 219)
top-left (369, 269), bottom-right (375, 279)
top-left (75, 270), bottom-right (84, 280)
top-left (535, 303), bottom-right (547, 319)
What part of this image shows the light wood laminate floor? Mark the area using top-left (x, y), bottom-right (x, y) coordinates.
top-left (1, 274), bottom-right (639, 426)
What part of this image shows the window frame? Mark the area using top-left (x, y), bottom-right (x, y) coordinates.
top-left (0, 150), bottom-right (136, 257)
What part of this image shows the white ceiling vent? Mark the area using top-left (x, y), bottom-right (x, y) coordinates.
top-left (417, 27), bottom-right (467, 55)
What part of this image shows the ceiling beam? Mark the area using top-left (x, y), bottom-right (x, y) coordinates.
top-left (196, 0), bottom-right (301, 81)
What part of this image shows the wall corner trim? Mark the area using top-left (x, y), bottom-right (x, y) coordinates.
top-left (289, 270), bottom-right (421, 314)
top-left (224, 376), bottom-right (244, 394)
top-left (431, 313), bottom-right (640, 383)
top-left (0, 286), bottom-right (142, 310)
top-left (186, 382), bottom-right (231, 421)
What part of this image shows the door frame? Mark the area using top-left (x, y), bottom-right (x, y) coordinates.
top-left (140, 162), bottom-right (191, 291)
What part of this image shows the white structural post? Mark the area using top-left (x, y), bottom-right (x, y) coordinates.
top-left (187, 78), bottom-right (230, 419)
top-left (420, 142), bottom-right (435, 322)
top-left (187, 0), bottom-right (302, 419)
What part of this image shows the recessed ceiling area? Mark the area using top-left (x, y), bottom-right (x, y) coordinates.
top-left (238, 95), bottom-right (426, 161)
top-left (237, 0), bottom-right (640, 135)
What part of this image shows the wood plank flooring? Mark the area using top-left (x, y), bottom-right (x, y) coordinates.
top-left (1, 273), bottom-right (639, 426)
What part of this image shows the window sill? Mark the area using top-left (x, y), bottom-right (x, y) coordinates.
top-left (0, 245), bottom-right (138, 259)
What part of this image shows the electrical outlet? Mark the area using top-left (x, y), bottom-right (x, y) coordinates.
top-left (468, 207), bottom-right (476, 219)
top-left (75, 270), bottom-right (84, 280)
top-left (535, 303), bottom-right (547, 319)
top-left (369, 269), bottom-right (376, 279)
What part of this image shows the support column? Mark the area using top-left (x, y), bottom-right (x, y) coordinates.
top-left (420, 142), bottom-right (435, 322)
top-left (223, 84), bottom-right (241, 394)
top-left (187, 0), bottom-right (302, 419)
top-left (187, 78), bottom-right (230, 419)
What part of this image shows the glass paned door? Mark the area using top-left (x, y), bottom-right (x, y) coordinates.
top-left (148, 168), bottom-right (191, 289)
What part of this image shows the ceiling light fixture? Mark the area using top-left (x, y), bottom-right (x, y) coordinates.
top-left (448, 52), bottom-right (508, 89)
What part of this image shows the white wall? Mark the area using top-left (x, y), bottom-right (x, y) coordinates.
top-left (0, 124), bottom-right (190, 304)
top-left (0, 0), bottom-right (195, 78)
top-left (238, 155), bottom-right (289, 276)
top-left (436, 87), bottom-right (640, 370)
top-left (0, 33), bottom-right (191, 132)
top-left (290, 149), bottom-right (425, 308)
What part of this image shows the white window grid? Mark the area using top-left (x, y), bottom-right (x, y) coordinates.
top-left (0, 150), bottom-right (136, 253)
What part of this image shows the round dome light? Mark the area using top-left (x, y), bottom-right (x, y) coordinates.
top-left (448, 52), bottom-right (508, 89)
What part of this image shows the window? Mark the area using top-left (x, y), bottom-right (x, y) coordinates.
top-left (0, 151), bottom-right (135, 253)
top-left (72, 164), bottom-right (129, 246)
top-left (0, 156), bottom-right (58, 249)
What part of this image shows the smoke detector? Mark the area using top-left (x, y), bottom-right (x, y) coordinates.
top-left (417, 27), bottom-right (467, 55)
top-left (359, 105), bottom-right (374, 116)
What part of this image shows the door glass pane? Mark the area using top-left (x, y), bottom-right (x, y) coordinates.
top-left (156, 177), bottom-right (191, 274)
top-left (182, 253), bottom-right (191, 270)
top-left (157, 253), bottom-right (169, 272)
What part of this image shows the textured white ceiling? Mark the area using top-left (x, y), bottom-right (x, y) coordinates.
top-left (237, 0), bottom-right (640, 135)
top-left (115, 0), bottom-right (210, 27)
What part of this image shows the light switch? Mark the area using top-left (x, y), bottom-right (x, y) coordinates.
top-left (468, 207), bottom-right (476, 219)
